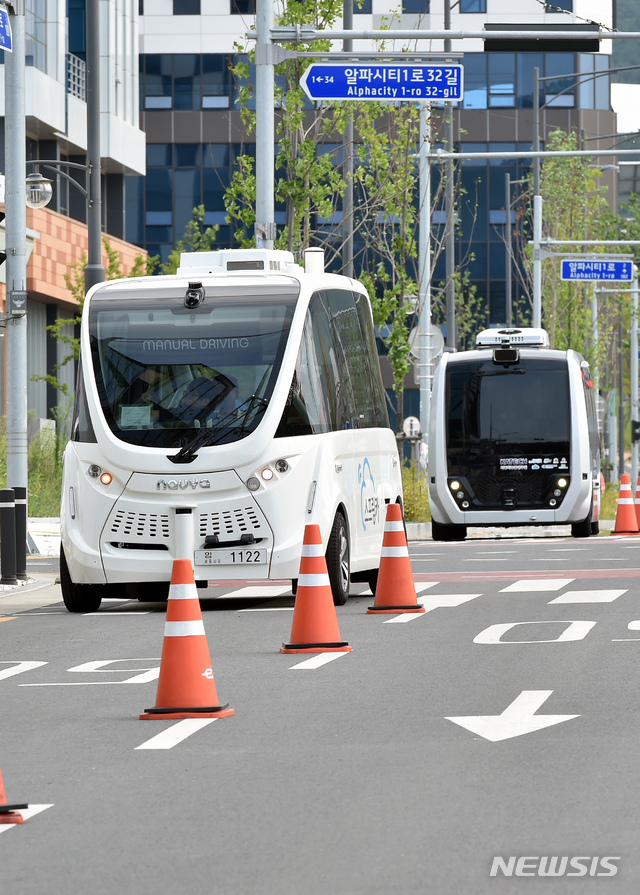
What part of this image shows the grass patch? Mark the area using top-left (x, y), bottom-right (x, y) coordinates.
top-left (401, 460), bottom-right (430, 522)
top-left (0, 420), bottom-right (64, 517)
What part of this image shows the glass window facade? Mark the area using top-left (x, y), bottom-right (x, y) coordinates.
top-left (173, 0), bottom-right (200, 13)
top-left (140, 54), bottom-right (232, 110)
top-left (26, 0), bottom-right (47, 71)
top-left (402, 0), bottom-right (429, 11)
top-left (460, 0), bottom-right (486, 11)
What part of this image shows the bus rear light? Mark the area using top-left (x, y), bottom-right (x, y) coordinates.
top-left (100, 472), bottom-right (113, 485)
top-left (246, 476), bottom-right (260, 492)
top-left (275, 459), bottom-right (289, 473)
top-left (260, 467), bottom-right (274, 481)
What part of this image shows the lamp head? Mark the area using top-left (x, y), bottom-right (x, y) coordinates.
top-left (26, 172), bottom-right (53, 209)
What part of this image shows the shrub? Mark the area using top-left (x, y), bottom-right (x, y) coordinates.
top-left (401, 460), bottom-right (431, 522)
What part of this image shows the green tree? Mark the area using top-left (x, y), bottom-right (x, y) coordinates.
top-left (160, 204), bottom-right (219, 274)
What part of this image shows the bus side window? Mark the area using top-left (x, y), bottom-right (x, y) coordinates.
top-left (353, 290), bottom-right (389, 428)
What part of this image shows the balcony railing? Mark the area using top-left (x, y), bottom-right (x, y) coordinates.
top-left (66, 52), bottom-right (86, 101)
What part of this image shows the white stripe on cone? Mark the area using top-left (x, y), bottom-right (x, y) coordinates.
top-left (164, 620), bottom-right (206, 637)
top-left (381, 546), bottom-right (409, 558)
top-left (384, 521), bottom-right (405, 532)
top-left (168, 583), bottom-right (198, 601)
top-left (298, 573), bottom-right (331, 587)
top-left (301, 544), bottom-right (324, 557)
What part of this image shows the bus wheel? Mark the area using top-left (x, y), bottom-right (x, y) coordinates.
top-left (326, 512), bottom-right (350, 606)
top-left (571, 516), bottom-right (592, 538)
top-left (60, 545), bottom-right (103, 613)
top-left (431, 520), bottom-right (467, 542)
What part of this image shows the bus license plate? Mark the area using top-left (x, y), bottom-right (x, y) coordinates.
top-left (194, 548), bottom-right (267, 566)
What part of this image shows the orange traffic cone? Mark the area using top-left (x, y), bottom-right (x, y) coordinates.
top-left (367, 503), bottom-right (425, 614)
top-left (140, 559), bottom-right (234, 719)
top-left (0, 763), bottom-right (26, 825)
top-left (281, 524), bottom-right (352, 654)
top-left (612, 474), bottom-right (640, 535)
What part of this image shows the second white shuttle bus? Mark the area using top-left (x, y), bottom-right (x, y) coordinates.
top-left (428, 327), bottom-right (601, 540)
top-left (60, 248), bottom-right (403, 612)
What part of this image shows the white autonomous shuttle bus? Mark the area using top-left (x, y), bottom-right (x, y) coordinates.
top-left (428, 327), bottom-right (600, 541)
top-left (60, 247), bottom-right (403, 612)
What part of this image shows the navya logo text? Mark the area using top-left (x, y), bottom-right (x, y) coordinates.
top-left (359, 458), bottom-right (379, 530)
top-left (490, 856), bottom-right (620, 878)
top-left (156, 479), bottom-right (211, 491)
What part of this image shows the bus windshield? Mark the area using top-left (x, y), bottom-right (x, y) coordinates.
top-left (446, 356), bottom-right (570, 481)
top-left (89, 286), bottom-right (297, 449)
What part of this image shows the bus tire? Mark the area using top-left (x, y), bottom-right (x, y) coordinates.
top-left (60, 545), bottom-right (103, 613)
top-left (431, 520), bottom-right (467, 542)
top-left (571, 516), bottom-right (592, 538)
top-left (326, 511), bottom-right (350, 606)
top-left (591, 520), bottom-right (600, 535)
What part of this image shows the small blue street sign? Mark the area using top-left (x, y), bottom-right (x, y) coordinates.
top-left (300, 63), bottom-right (464, 102)
top-left (560, 259), bottom-right (634, 282)
top-left (0, 9), bottom-right (12, 53)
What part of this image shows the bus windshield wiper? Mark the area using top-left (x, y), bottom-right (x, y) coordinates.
top-left (168, 395), bottom-right (268, 463)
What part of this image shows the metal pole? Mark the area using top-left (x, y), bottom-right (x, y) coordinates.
top-left (505, 172), bottom-right (512, 327)
top-left (444, 0), bottom-right (455, 348)
top-left (532, 67), bottom-right (542, 329)
top-left (631, 272), bottom-right (638, 487)
top-left (4, 9), bottom-right (28, 502)
top-left (84, 0), bottom-right (105, 292)
top-left (342, 0), bottom-right (354, 277)
top-left (619, 315), bottom-right (625, 479)
top-left (418, 102), bottom-right (432, 441)
top-left (255, 0), bottom-right (276, 249)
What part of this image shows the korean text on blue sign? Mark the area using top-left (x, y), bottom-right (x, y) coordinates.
top-left (0, 9), bottom-right (12, 53)
top-left (300, 64), bottom-right (464, 102)
top-left (560, 259), bottom-right (634, 282)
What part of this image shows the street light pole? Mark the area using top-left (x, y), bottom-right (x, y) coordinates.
top-left (4, 5), bottom-right (28, 497)
top-left (85, 0), bottom-right (105, 292)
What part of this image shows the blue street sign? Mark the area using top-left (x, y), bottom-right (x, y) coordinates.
top-left (300, 63), bottom-right (464, 102)
top-left (0, 9), bottom-right (12, 53)
top-left (560, 259), bottom-right (634, 282)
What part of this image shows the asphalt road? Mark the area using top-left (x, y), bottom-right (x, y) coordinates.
top-left (2, 533), bottom-right (640, 894)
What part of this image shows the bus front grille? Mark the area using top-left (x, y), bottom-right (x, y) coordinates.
top-left (473, 471), bottom-right (548, 506)
top-left (109, 510), bottom-right (171, 540)
top-left (198, 507), bottom-right (267, 540)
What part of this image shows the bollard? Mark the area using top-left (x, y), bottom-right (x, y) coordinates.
top-left (13, 486), bottom-right (27, 581)
top-left (0, 489), bottom-right (17, 585)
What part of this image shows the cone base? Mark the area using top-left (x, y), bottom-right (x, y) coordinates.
top-left (611, 530), bottom-right (640, 536)
top-left (281, 642), bottom-right (352, 654)
top-left (367, 604), bottom-right (426, 614)
top-left (140, 704), bottom-right (235, 720)
top-left (0, 806), bottom-right (25, 824)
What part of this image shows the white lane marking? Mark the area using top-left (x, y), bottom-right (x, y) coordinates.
top-left (446, 691), bottom-right (579, 742)
top-left (0, 804), bottom-right (54, 833)
top-left (218, 585), bottom-right (292, 599)
top-left (474, 620), bottom-right (596, 644)
top-left (83, 611), bottom-right (152, 615)
top-left (0, 661), bottom-right (47, 681)
top-left (464, 558), bottom-right (510, 562)
top-left (548, 589), bottom-right (627, 604)
top-left (289, 652), bottom-right (350, 670)
top-left (409, 553), bottom-right (444, 557)
top-left (474, 551), bottom-right (517, 554)
top-left (549, 548), bottom-right (588, 552)
top-left (385, 593), bottom-right (482, 624)
top-left (613, 620), bottom-right (640, 641)
top-left (136, 718), bottom-right (217, 750)
top-left (239, 607), bottom-right (294, 612)
top-left (500, 579), bottom-right (574, 592)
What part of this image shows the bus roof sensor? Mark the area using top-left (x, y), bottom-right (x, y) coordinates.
top-left (476, 327), bottom-right (549, 349)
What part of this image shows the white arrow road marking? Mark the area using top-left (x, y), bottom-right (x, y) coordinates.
top-left (500, 579), bottom-right (574, 592)
top-left (136, 719), bottom-right (217, 750)
top-left (384, 592), bottom-right (482, 624)
top-left (548, 589), bottom-right (626, 604)
top-left (446, 690), bottom-right (579, 742)
top-left (0, 661), bottom-right (47, 681)
top-left (288, 652), bottom-right (350, 670)
top-left (0, 804), bottom-right (54, 833)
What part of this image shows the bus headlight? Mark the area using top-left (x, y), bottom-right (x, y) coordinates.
top-left (550, 498), bottom-right (557, 506)
top-left (558, 478), bottom-right (568, 489)
top-left (553, 488), bottom-right (562, 497)
top-left (450, 480), bottom-right (461, 491)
